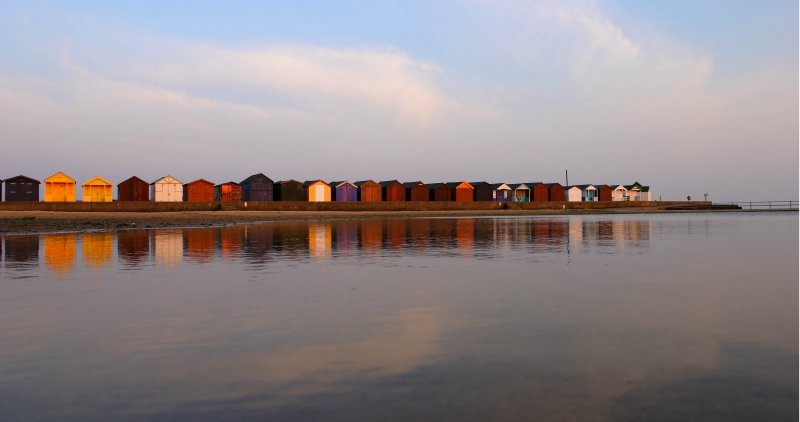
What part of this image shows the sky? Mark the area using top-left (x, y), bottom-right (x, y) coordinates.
top-left (0, 0), bottom-right (797, 201)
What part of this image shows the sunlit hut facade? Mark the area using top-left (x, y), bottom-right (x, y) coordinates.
top-left (491, 183), bottom-right (511, 202)
top-left (612, 185), bottom-right (628, 201)
top-left (427, 183), bottom-right (451, 202)
top-left (44, 172), bottom-right (77, 202)
top-left (151, 176), bottom-right (183, 202)
top-left (304, 180), bottom-right (331, 202)
top-left (403, 181), bottom-right (428, 201)
top-left (470, 182), bottom-right (492, 202)
top-left (528, 182), bottom-right (549, 202)
top-left (331, 181), bottom-right (357, 202)
top-left (215, 182), bottom-right (242, 201)
top-left (508, 183), bottom-right (530, 202)
top-left (447, 182), bottom-right (474, 202)
top-left (564, 185), bottom-right (582, 202)
top-left (356, 180), bottom-right (381, 202)
top-left (241, 173), bottom-right (274, 202)
top-left (275, 179), bottom-right (305, 201)
top-left (380, 180), bottom-right (405, 201)
top-left (81, 176), bottom-right (113, 203)
top-left (577, 184), bottom-right (598, 201)
top-left (183, 179), bottom-right (214, 202)
top-left (118, 176), bottom-right (149, 201)
top-left (625, 182), bottom-right (652, 201)
top-left (4, 175), bottom-right (40, 201)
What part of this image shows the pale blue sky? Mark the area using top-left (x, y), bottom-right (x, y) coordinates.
top-left (1, 1), bottom-right (797, 200)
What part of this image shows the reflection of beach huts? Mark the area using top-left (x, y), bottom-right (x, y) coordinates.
top-left (151, 176), bottom-right (183, 202)
top-left (155, 230), bottom-right (183, 267)
top-left (471, 182), bottom-right (492, 202)
top-left (44, 172), bottom-right (77, 202)
top-left (44, 233), bottom-right (76, 274)
top-left (564, 186), bottom-right (582, 202)
top-left (427, 183), bottom-right (451, 202)
top-left (308, 222), bottom-right (332, 259)
top-left (275, 180), bottom-right (305, 201)
top-left (118, 176), bottom-right (149, 201)
top-left (577, 184), bottom-right (598, 202)
top-left (356, 180), bottom-right (382, 202)
top-left (4, 175), bottom-right (40, 202)
top-left (491, 183), bottom-right (512, 202)
top-left (596, 184), bottom-right (612, 201)
top-left (529, 182), bottom-right (549, 202)
top-left (360, 220), bottom-right (383, 251)
top-left (215, 182), bottom-right (242, 201)
top-left (331, 181), bottom-right (357, 202)
top-left (81, 177), bottom-right (113, 202)
top-left (304, 180), bottom-right (331, 202)
top-left (545, 183), bottom-right (564, 202)
top-left (82, 232), bottom-right (113, 268)
top-left (4, 235), bottom-right (39, 264)
top-left (612, 185), bottom-right (628, 201)
top-left (241, 173), bottom-right (274, 202)
top-left (447, 182), bottom-right (474, 202)
top-left (183, 228), bottom-right (216, 263)
top-left (404, 182), bottom-right (429, 201)
top-left (117, 231), bottom-right (150, 264)
top-left (183, 179), bottom-right (215, 202)
top-left (380, 180), bottom-right (405, 202)
top-left (509, 183), bottom-right (530, 202)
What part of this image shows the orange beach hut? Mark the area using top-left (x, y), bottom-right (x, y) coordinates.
top-left (82, 176), bottom-right (113, 202)
top-left (44, 172), bottom-right (77, 202)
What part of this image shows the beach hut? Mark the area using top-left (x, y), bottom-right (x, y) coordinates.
top-left (596, 184), bottom-right (613, 201)
top-left (447, 182), bottom-right (474, 202)
top-left (4, 175), bottom-right (40, 202)
top-left (624, 182), bottom-right (651, 201)
top-left (491, 183), bottom-right (512, 202)
top-left (576, 184), bottom-right (598, 201)
top-left (81, 176), bottom-right (113, 202)
top-left (151, 176), bottom-right (183, 202)
top-left (640, 186), bottom-right (652, 201)
top-left (118, 176), bottom-right (149, 201)
top-left (470, 182), bottom-right (493, 202)
top-left (564, 186), bottom-right (582, 202)
top-left (427, 183), bottom-right (451, 202)
top-left (44, 172), bottom-right (76, 202)
top-left (183, 179), bottom-right (214, 202)
top-left (509, 183), bottom-right (530, 202)
top-left (404, 181), bottom-right (429, 201)
top-left (215, 182), bottom-right (242, 201)
top-left (331, 181), bottom-right (357, 202)
top-left (612, 185), bottom-right (628, 201)
top-left (356, 180), bottom-right (382, 202)
top-left (380, 180), bottom-right (405, 201)
top-left (275, 180), bottom-right (305, 201)
top-left (528, 182), bottom-right (549, 202)
top-left (304, 180), bottom-right (331, 202)
top-left (241, 173), bottom-right (274, 202)
top-left (545, 183), bottom-right (564, 202)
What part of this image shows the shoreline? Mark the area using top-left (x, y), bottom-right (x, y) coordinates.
top-left (0, 208), bottom-right (795, 235)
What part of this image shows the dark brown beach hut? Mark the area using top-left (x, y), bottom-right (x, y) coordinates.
top-left (356, 180), bottom-right (382, 202)
top-left (470, 182), bottom-right (493, 202)
top-left (117, 176), bottom-right (149, 201)
top-left (4, 175), bottom-right (40, 202)
top-left (545, 183), bottom-right (564, 202)
top-left (380, 180), bottom-right (405, 201)
top-left (404, 182), bottom-right (429, 201)
top-left (427, 183), bottom-right (451, 202)
top-left (447, 182), bottom-right (474, 202)
top-left (215, 182), bottom-right (242, 201)
top-left (241, 173), bottom-right (274, 202)
top-left (596, 184), bottom-right (612, 201)
top-left (528, 182), bottom-right (549, 202)
top-left (183, 179), bottom-right (215, 202)
top-left (274, 180), bottom-right (305, 201)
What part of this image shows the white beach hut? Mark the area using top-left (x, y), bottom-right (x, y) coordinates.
top-left (577, 184), bottom-right (598, 202)
top-left (564, 186), bottom-right (583, 202)
top-left (612, 185), bottom-right (628, 201)
top-left (151, 175), bottom-right (183, 202)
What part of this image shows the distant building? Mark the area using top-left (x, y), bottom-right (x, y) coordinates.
top-left (150, 176), bottom-right (183, 202)
top-left (356, 180), bottom-right (382, 202)
top-left (118, 176), bottom-right (149, 201)
top-left (470, 182), bottom-right (493, 202)
top-left (241, 173), bottom-right (274, 202)
top-left (82, 176), bottom-right (113, 202)
top-left (330, 181), bottom-right (358, 202)
top-left (491, 183), bottom-right (512, 202)
top-left (183, 179), bottom-right (215, 202)
top-left (303, 180), bottom-right (331, 202)
top-left (275, 180), bottom-right (305, 201)
top-left (403, 181), bottom-right (429, 201)
top-left (380, 180), bottom-right (405, 201)
top-left (4, 175), bottom-right (40, 202)
top-left (446, 182), bottom-right (474, 202)
top-left (44, 172), bottom-right (77, 202)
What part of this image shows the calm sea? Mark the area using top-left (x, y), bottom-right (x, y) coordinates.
top-left (0, 213), bottom-right (797, 421)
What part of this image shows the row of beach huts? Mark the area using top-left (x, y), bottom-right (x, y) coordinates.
top-left (0, 173), bottom-right (652, 203)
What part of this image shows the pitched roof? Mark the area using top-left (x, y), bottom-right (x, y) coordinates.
top-left (276, 179), bottom-right (302, 185)
top-left (151, 175), bottom-right (182, 185)
top-left (184, 178), bottom-right (215, 186)
top-left (3, 175), bottom-right (40, 184)
top-left (241, 173), bottom-right (274, 184)
top-left (355, 180), bottom-right (379, 187)
top-left (508, 183), bottom-right (530, 190)
top-left (446, 182), bottom-right (473, 189)
top-left (82, 176), bottom-right (113, 186)
top-left (118, 176), bottom-right (147, 186)
top-left (303, 180), bottom-right (329, 187)
top-left (379, 180), bottom-right (402, 187)
top-left (491, 183), bottom-right (511, 190)
top-left (544, 182), bottom-right (563, 188)
top-left (330, 180), bottom-right (356, 188)
top-left (576, 184), bottom-right (596, 189)
top-left (45, 172), bottom-right (76, 183)
top-left (403, 181), bottom-right (426, 188)
top-left (425, 182), bottom-right (448, 189)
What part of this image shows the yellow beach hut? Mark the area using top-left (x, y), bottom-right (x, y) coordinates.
top-left (44, 172), bottom-right (77, 202)
top-left (303, 180), bottom-right (331, 202)
top-left (82, 176), bottom-right (113, 202)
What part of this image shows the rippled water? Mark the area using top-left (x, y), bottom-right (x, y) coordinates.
top-left (0, 213), bottom-right (797, 421)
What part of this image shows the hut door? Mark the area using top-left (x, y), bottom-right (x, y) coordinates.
top-left (92, 187), bottom-right (103, 202)
top-left (314, 185), bottom-right (324, 202)
top-left (53, 183), bottom-right (66, 202)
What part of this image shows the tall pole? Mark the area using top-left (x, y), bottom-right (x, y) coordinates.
top-left (565, 169), bottom-right (569, 187)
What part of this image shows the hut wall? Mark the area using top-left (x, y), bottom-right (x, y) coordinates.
top-left (548, 184), bottom-right (564, 202)
top-left (82, 180), bottom-right (113, 203)
top-left (184, 181), bottom-right (214, 202)
top-left (597, 185), bottom-right (613, 201)
top-left (431, 186), bottom-right (451, 202)
top-left (215, 184), bottom-right (242, 201)
top-left (241, 174), bottom-right (274, 202)
top-left (531, 184), bottom-right (549, 202)
top-left (512, 189), bottom-right (530, 202)
top-left (406, 185), bottom-right (429, 201)
top-left (494, 188), bottom-right (511, 202)
top-left (44, 173), bottom-right (76, 202)
top-left (358, 183), bottom-right (382, 202)
top-left (4, 176), bottom-right (40, 202)
top-left (453, 186), bottom-right (474, 202)
top-left (151, 178), bottom-right (183, 202)
top-left (118, 177), bottom-right (149, 201)
top-left (275, 182), bottom-right (305, 201)
top-left (332, 184), bottom-right (357, 202)
top-left (306, 182), bottom-right (331, 202)
top-left (472, 183), bottom-right (493, 202)
top-left (565, 187), bottom-right (582, 202)
top-left (382, 182), bottom-right (405, 201)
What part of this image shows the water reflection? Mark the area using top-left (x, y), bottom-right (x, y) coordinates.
top-left (3, 235), bottom-right (39, 276)
top-left (155, 230), bottom-right (182, 267)
top-left (43, 233), bottom-right (76, 275)
top-left (118, 231), bottom-right (150, 265)
top-left (82, 233), bottom-right (113, 269)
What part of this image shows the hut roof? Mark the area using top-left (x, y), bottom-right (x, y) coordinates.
top-left (215, 181), bottom-right (241, 187)
top-left (330, 180), bottom-right (356, 188)
top-left (82, 176), bottom-right (112, 186)
top-left (491, 183), bottom-right (511, 190)
top-left (241, 173), bottom-right (274, 184)
top-left (446, 182), bottom-right (473, 189)
top-left (277, 179), bottom-right (302, 185)
top-left (508, 183), bottom-right (530, 190)
top-left (625, 181), bottom-right (644, 190)
top-left (403, 181), bottom-right (425, 188)
top-left (425, 182), bottom-right (447, 189)
top-left (355, 180), bottom-right (379, 187)
top-left (45, 172), bottom-right (76, 183)
top-left (4, 175), bottom-right (40, 184)
top-left (303, 180), bottom-right (329, 187)
top-left (185, 178), bottom-right (214, 186)
top-left (525, 182), bottom-right (544, 187)
top-left (576, 184), bottom-right (597, 190)
top-left (151, 175), bottom-right (182, 185)
top-left (379, 180), bottom-right (402, 187)
top-left (544, 182), bottom-right (563, 187)
top-left (118, 176), bottom-right (147, 186)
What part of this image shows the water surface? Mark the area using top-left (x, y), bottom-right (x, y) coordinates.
top-left (1, 213), bottom-right (797, 420)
